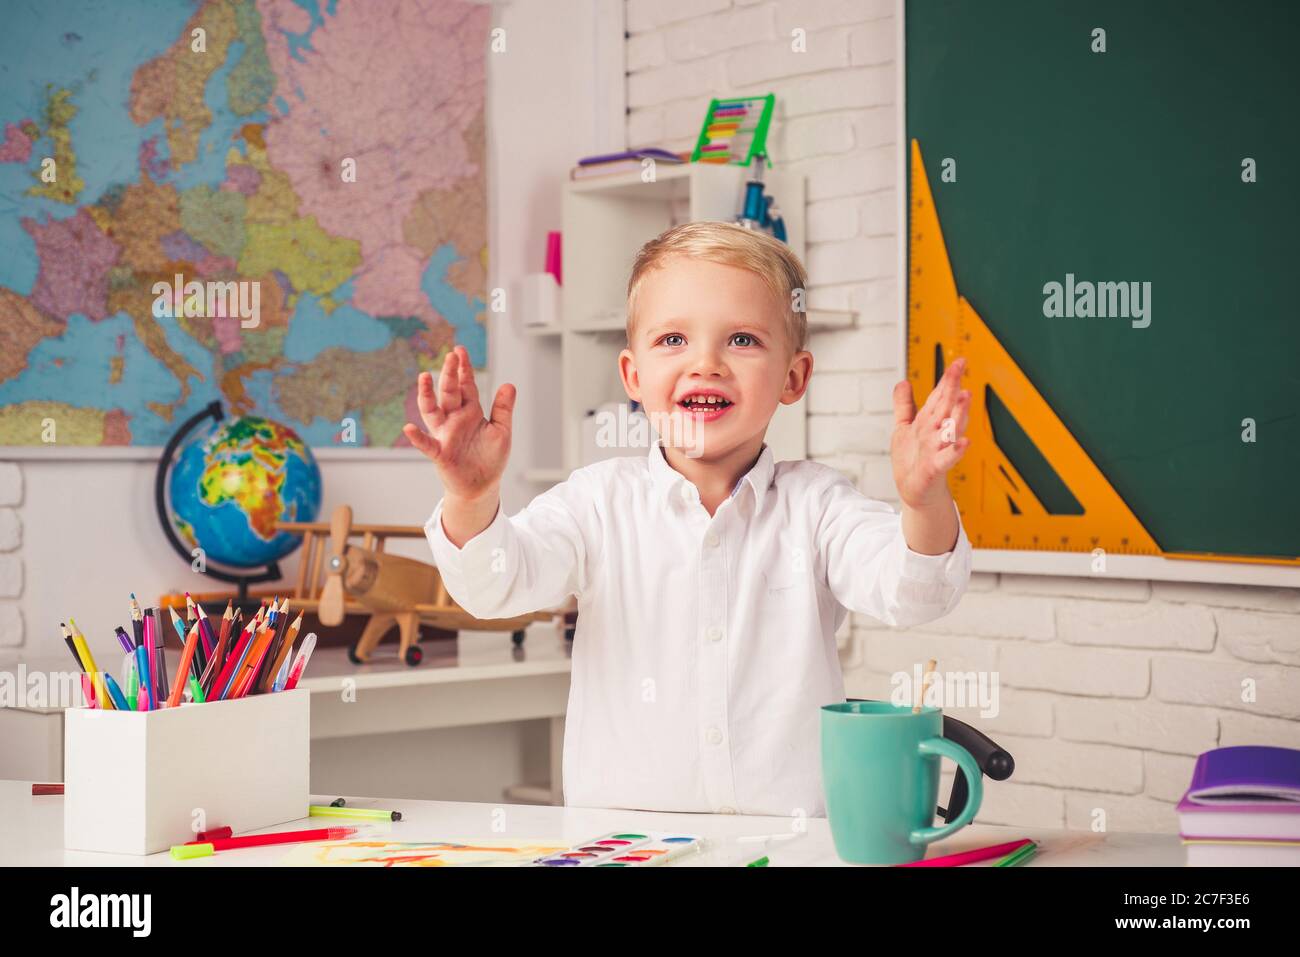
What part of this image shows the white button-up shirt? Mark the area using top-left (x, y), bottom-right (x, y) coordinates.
top-left (425, 441), bottom-right (972, 817)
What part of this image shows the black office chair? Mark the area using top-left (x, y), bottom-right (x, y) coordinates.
top-left (847, 699), bottom-right (1016, 823)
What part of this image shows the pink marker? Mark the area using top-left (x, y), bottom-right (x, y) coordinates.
top-left (142, 613), bottom-right (156, 704)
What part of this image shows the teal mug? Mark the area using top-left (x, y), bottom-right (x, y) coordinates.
top-left (821, 701), bottom-right (983, 865)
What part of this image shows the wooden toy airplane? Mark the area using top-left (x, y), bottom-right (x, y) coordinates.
top-left (276, 505), bottom-right (560, 666)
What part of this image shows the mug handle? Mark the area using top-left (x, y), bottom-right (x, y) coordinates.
top-left (909, 736), bottom-right (983, 846)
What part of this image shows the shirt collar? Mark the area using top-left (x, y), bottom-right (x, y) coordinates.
top-left (648, 440), bottom-right (774, 511)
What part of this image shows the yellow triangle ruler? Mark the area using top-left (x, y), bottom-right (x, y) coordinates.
top-left (908, 138), bottom-right (1298, 565)
top-left (907, 138), bottom-right (1165, 557)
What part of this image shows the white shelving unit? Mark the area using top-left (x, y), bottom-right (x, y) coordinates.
top-left (521, 162), bottom-right (854, 482)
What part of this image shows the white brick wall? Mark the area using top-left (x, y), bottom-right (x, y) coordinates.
top-left (623, 0), bottom-right (1300, 836)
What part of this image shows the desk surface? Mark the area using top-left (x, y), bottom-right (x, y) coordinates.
top-left (1, 780), bottom-right (1184, 867)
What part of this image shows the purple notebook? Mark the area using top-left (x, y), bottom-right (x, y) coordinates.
top-left (1186, 746), bottom-right (1300, 805)
top-left (577, 148), bottom-right (685, 166)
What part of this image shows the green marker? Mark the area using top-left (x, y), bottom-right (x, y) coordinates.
top-left (309, 804), bottom-right (402, 821)
top-left (745, 855), bottom-right (769, 867)
top-left (188, 675), bottom-right (206, 703)
top-left (126, 658), bottom-right (138, 710)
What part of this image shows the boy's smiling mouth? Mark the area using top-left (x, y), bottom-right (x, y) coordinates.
top-left (676, 389), bottom-right (734, 421)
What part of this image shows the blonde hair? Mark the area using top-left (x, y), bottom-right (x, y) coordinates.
top-left (626, 221), bottom-right (808, 353)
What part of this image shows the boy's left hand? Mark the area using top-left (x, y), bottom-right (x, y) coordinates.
top-left (890, 357), bottom-right (972, 510)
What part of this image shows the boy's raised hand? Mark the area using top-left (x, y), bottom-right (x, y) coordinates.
top-left (890, 356), bottom-right (972, 510)
top-left (403, 345), bottom-right (517, 500)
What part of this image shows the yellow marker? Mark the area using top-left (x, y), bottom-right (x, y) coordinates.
top-left (308, 805), bottom-right (402, 822)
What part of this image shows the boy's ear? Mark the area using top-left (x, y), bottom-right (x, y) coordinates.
top-left (780, 350), bottom-right (814, 406)
top-left (618, 348), bottom-right (642, 402)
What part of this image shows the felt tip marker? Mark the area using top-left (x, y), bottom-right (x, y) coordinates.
top-left (102, 673), bottom-right (131, 711)
top-left (134, 645), bottom-right (152, 711)
top-left (170, 826), bottom-right (357, 859)
top-left (309, 805), bottom-right (402, 821)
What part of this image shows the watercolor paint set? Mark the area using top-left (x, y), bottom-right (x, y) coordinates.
top-left (534, 831), bottom-right (704, 866)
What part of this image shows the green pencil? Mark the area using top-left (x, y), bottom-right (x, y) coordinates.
top-left (993, 841), bottom-right (1037, 867)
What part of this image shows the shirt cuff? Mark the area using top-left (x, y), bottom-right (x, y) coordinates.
top-left (897, 499), bottom-right (971, 584)
top-left (424, 496), bottom-right (508, 588)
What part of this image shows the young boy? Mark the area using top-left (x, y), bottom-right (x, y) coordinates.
top-left (406, 221), bottom-right (973, 818)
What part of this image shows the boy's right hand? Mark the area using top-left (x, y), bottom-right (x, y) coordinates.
top-left (403, 345), bottom-right (517, 502)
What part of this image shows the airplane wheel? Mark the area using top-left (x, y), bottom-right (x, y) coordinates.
top-left (404, 645), bottom-right (423, 666)
top-left (511, 629), bottom-right (525, 646)
top-left (347, 643), bottom-right (364, 664)
top-left (564, 628), bottom-right (575, 642)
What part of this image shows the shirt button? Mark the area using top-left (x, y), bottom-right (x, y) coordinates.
top-left (705, 625), bottom-right (722, 642)
top-left (706, 726), bottom-right (723, 745)
top-left (704, 531), bottom-right (720, 547)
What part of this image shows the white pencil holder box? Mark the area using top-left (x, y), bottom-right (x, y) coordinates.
top-left (64, 688), bottom-right (310, 855)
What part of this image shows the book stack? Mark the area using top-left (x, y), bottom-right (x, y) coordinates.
top-left (570, 148), bottom-right (688, 181)
top-left (1178, 746), bottom-right (1300, 866)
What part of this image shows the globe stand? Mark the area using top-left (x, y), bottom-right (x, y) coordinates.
top-left (154, 400), bottom-right (284, 603)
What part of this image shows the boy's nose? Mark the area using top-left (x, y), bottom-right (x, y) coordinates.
top-left (687, 347), bottom-right (729, 376)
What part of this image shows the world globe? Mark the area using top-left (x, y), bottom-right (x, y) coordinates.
top-left (167, 415), bottom-right (322, 570)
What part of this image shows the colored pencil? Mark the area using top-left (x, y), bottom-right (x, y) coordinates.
top-left (129, 593), bottom-right (144, 649)
top-left (192, 594), bottom-right (217, 660)
top-left (69, 619), bottom-right (111, 710)
top-left (60, 623), bottom-right (85, 670)
top-left (213, 624), bottom-right (257, 700)
top-left (261, 611), bottom-right (302, 694)
top-left (167, 622), bottom-right (202, 709)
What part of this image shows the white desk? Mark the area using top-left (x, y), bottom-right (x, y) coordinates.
top-left (0, 624), bottom-right (572, 803)
top-left (0, 780), bottom-right (1184, 867)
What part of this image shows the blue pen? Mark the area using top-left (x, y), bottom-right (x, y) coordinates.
top-left (272, 654), bottom-right (292, 692)
top-left (134, 644), bottom-right (152, 710)
top-left (102, 673), bottom-right (131, 711)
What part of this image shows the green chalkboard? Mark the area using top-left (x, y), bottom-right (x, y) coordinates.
top-left (905, 0), bottom-right (1300, 560)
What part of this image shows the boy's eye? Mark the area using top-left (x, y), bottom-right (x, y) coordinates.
top-left (656, 332), bottom-right (760, 347)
